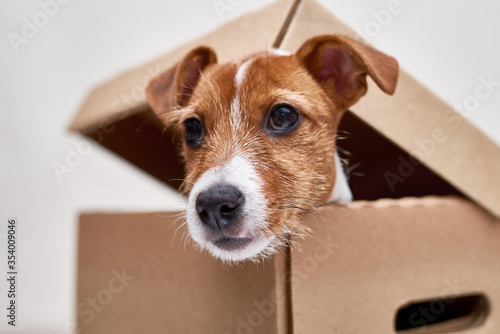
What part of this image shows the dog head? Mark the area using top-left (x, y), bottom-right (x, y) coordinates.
top-left (147, 35), bottom-right (398, 262)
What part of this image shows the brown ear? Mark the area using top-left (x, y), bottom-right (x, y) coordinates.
top-left (296, 35), bottom-right (398, 109)
top-left (146, 46), bottom-right (217, 119)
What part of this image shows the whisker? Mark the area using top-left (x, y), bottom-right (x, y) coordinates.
top-left (344, 161), bottom-right (364, 181)
top-left (274, 195), bottom-right (351, 214)
top-left (154, 210), bottom-right (183, 219)
top-left (181, 229), bottom-right (191, 251)
top-left (336, 146), bottom-right (352, 159)
top-left (136, 118), bottom-right (151, 133)
top-left (275, 196), bottom-right (324, 205)
top-left (277, 205), bottom-right (322, 220)
top-left (172, 219), bottom-right (188, 244)
top-left (266, 45), bottom-right (269, 92)
top-left (336, 130), bottom-right (351, 141)
top-left (168, 178), bottom-right (194, 185)
top-left (160, 125), bottom-right (169, 136)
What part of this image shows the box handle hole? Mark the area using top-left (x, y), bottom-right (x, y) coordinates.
top-left (394, 293), bottom-right (489, 333)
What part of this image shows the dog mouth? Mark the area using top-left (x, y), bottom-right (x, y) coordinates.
top-left (185, 155), bottom-right (273, 261)
top-left (205, 234), bottom-right (276, 262)
top-left (211, 236), bottom-right (254, 251)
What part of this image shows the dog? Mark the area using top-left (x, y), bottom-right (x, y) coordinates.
top-left (146, 35), bottom-right (398, 263)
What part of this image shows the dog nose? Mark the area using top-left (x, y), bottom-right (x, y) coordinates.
top-left (196, 185), bottom-right (245, 230)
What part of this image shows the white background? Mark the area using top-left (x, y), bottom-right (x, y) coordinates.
top-left (0, 0), bottom-right (499, 332)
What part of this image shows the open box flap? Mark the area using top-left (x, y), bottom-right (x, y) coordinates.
top-left (70, 0), bottom-right (500, 217)
top-left (70, 0), bottom-right (298, 132)
top-left (280, 0), bottom-right (500, 217)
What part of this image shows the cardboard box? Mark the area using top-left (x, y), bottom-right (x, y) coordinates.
top-left (72, 0), bottom-right (500, 332)
top-left (77, 197), bottom-right (498, 333)
top-left (77, 212), bottom-right (289, 334)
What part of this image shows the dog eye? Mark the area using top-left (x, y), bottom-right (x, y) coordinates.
top-left (267, 104), bottom-right (301, 134)
top-left (183, 118), bottom-right (205, 148)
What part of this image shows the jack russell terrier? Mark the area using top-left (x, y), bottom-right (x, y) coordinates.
top-left (146, 35), bottom-right (398, 263)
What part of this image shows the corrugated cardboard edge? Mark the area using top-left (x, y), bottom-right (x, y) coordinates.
top-left (69, 0), bottom-right (297, 133)
top-left (274, 243), bottom-right (292, 334)
top-left (280, 0), bottom-right (500, 217)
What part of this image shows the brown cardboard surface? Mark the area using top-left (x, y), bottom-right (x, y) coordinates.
top-left (280, 0), bottom-right (500, 217)
top-left (292, 196), bottom-right (500, 333)
top-left (77, 212), bottom-right (288, 334)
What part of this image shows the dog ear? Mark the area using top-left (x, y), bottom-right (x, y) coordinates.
top-left (295, 35), bottom-right (398, 110)
top-left (146, 46), bottom-right (217, 118)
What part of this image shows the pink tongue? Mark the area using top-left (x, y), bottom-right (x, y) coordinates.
top-left (236, 230), bottom-right (250, 238)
